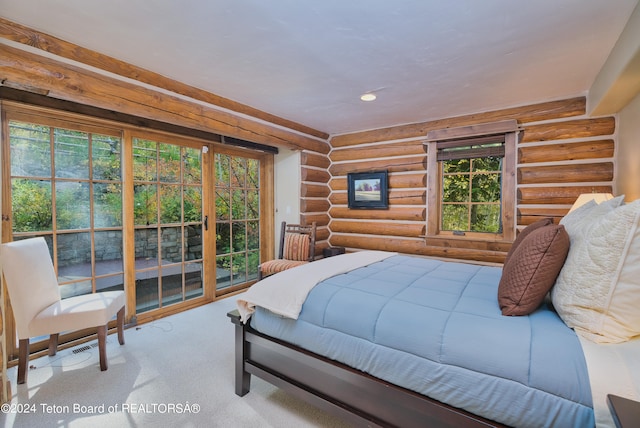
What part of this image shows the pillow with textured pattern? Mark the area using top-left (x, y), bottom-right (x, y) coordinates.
top-left (499, 224), bottom-right (570, 316)
top-left (504, 217), bottom-right (553, 266)
top-left (552, 198), bottom-right (640, 343)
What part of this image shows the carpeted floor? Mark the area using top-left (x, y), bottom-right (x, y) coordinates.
top-left (1, 296), bottom-right (352, 427)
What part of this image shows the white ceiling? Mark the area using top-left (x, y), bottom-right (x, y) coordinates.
top-left (0, 0), bottom-right (638, 136)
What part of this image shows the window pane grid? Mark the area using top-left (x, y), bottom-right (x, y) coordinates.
top-left (215, 153), bottom-right (260, 291)
top-left (133, 138), bottom-right (204, 313)
top-left (441, 156), bottom-right (502, 233)
top-left (8, 120), bottom-right (124, 298)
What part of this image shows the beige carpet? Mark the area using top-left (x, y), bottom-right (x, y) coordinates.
top-left (1, 296), bottom-right (352, 427)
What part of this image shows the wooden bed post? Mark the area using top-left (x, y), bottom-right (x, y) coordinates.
top-left (227, 309), bottom-right (251, 396)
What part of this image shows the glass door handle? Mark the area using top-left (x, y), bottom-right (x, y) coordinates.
top-left (204, 215), bottom-right (209, 231)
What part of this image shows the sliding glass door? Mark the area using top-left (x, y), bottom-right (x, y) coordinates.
top-left (215, 153), bottom-right (261, 291)
top-left (132, 137), bottom-right (204, 313)
top-left (2, 104), bottom-right (272, 360)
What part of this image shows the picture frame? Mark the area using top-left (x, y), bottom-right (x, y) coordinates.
top-left (347, 170), bottom-right (389, 209)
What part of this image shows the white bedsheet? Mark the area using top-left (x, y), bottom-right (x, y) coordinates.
top-left (578, 335), bottom-right (640, 427)
top-left (236, 250), bottom-right (396, 323)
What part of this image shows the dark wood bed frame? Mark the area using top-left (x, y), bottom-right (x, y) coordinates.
top-left (228, 310), bottom-right (507, 428)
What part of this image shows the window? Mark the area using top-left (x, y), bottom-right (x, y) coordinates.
top-left (426, 120), bottom-right (517, 242)
top-left (439, 137), bottom-right (504, 233)
top-left (9, 120), bottom-right (125, 299)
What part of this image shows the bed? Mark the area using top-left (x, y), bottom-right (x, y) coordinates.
top-left (229, 197), bottom-right (640, 427)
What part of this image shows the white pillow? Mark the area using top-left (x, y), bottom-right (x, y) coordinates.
top-left (560, 196), bottom-right (624, 237)
top-left (552, 198), bottom-right (640, 343)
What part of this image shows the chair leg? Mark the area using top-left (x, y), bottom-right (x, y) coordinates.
top-left (97, 325), bottom-right (108, 371)
top-left (17, 339), bottom-right (29, 385)
top-left (117, 306), bottom-right (125, 346)
top-left (48, 333), bottom-right (59, 356)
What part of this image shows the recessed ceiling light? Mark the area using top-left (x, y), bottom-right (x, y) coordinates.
top-left (360, 93), bottom-right (376, 102)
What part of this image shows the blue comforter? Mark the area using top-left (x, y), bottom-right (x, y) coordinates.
top-left (251, 255), bottom-right (593, 428)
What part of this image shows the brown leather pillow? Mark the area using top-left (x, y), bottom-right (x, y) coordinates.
top-left (504, 218), bottom-right (553, 266)
top-left (498, 224), bottom-right (570, 316)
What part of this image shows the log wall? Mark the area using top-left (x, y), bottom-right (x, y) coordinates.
top-left (300, 150), bottom-right (332, 255)
top-left (328, 97), bottom-right (615, 263)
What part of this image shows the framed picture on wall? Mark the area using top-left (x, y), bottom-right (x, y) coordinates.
top-left (347, 170), bottom-right (389, 209)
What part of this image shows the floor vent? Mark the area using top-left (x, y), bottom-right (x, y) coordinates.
top-left (72, 345), bottom-right (92, 354)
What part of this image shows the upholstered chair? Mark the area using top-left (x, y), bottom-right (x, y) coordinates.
top-left (1, 237), bottom-right (125, 384)
top-left (258, 222), bottom-right (316, 280)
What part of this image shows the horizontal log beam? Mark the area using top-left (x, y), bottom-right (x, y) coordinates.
top-left (389, 189), bottom-right (427, 205)
top-left (426, 119), bottom-right (518, 141)
top-left (0, 17), bottom-right (329, 140)
top-left (0, 43), bottom-right (330, 153)
top-left (514, 97), bottom-right (586, 123)
top-left (315, 228), bottom-right (330, 242)
top-left (329, 235), bottom-right (506, 264)
top-left (330, 189), bottom-right (426, 206)
top-left (516, 207), bottom-right (569, 225)
top-left (517, 162), bottom-right (613, 184)
top-left (300, 199), bottom-right (331, 213)
top-left (330, 97), bottom-right (586, 147)
top-left (329, 220), bottom-right (425, 238)
top-left (424, 237), bottom-right (511, 253)
top-left (330, 141), bottom-right (426, 162)
top-left (301, 151), bottom-right (331, 169)
top-left (329, 155), bottom-right (427, 176)
top-left (301, 213), bottom-right (330, 228)
top-left (301, 183), bottom-right (330, 198)
top-left (301, 167), bottom-right (331, 183)
top-left (518, 140), bottom-right (614, 164)
top-left (330, 173), bottom-right (427, 191)
top-left (389, 173), bottom-right (428, 189)
top-left (329, 207), bottom-right (425, 221)
top-left (517, 185), bottom-right (613, 204)
top-left (521, 118), bottom-right (615, 143)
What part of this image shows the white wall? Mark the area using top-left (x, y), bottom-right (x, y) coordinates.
top-left (588, 2), bottom-right (640, 116)
top-left (588, 1), bottom-right (640, 202)
top-left (616, 92), bottom-right (640, 201)
top-left (274, 148), bottom-right (301, 254)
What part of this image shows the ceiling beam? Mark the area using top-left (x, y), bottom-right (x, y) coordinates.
top-left (0, 42), bottom-right (330, 153)
top-left (0, 17), bottom-right (330, 141)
